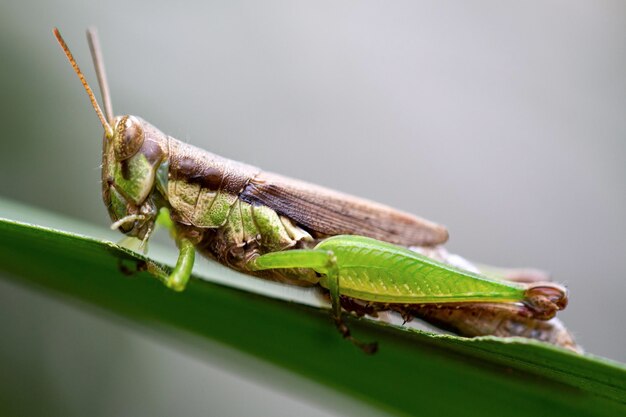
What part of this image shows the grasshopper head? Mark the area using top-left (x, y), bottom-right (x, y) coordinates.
top-left (102, 115), bottom-right (168, 239)
top-left (53, 29), bottom-right (168, 241)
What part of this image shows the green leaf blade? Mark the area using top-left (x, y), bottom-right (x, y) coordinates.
top-left (0, 200), bottom-right (624, 417)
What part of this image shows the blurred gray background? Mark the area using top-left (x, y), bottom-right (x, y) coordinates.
top-left (1, 0), bottom-right (624, 415)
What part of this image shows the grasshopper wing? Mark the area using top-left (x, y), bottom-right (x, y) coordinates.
top-left (239, 171), bottom-right (449, 246)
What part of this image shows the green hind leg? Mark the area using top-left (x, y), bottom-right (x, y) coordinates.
top-left (249, 249), bottom-right (377, 353)
top-left (324, 257), bottom-right (378, 354)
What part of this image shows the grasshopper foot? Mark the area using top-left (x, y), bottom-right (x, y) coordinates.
top-left (523, 283), bottom-right (568, 320)
top-left (334, 317), bottom-right (378, 354)
top-left (117, 258), bottom-right (147, 276)
top-left (141, 237), bottom-right (195, 292)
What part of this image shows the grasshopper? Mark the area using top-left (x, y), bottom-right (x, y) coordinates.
top-left (54, 28), bottom-right (577, 353)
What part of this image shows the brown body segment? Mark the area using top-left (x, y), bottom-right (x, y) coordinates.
top-left (166, 139), bottom-right (260, 227)
top-left (338, 296), bottom-right (579, 352)
top-left (168, 139), bottom-right (260, 194)
top-left (405, 303), bottom-right (580, 352)
top-left (163, 137), bottom-right (449, 247)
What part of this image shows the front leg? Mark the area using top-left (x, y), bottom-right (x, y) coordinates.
top-left (143, 208), bottom-right (196, 292)
top-left (145, 235), bottom-right (195, 292)
top-left (249, 249), bottom-right (377, 353)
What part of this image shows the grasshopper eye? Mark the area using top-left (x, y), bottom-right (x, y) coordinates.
top-left (114, 115), bottom-right (145, 160)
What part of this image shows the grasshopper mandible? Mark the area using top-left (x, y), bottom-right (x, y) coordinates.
top-left (54, 28), bottom-right (577, 353)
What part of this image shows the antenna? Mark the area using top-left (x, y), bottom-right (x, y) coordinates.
top-left (86, 27), bottom-right (114, 124)
top-left (53, 28), bottom-right (114, 138)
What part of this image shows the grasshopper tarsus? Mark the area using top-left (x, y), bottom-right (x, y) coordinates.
top-left (117, 258), bottom-right (147, 277)
top-left (117, 260), bottom-right (134, 276)
top-left (334, 317), bottom-right (378, 354)
top-left (359, 341), bottom-right (379, 355)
